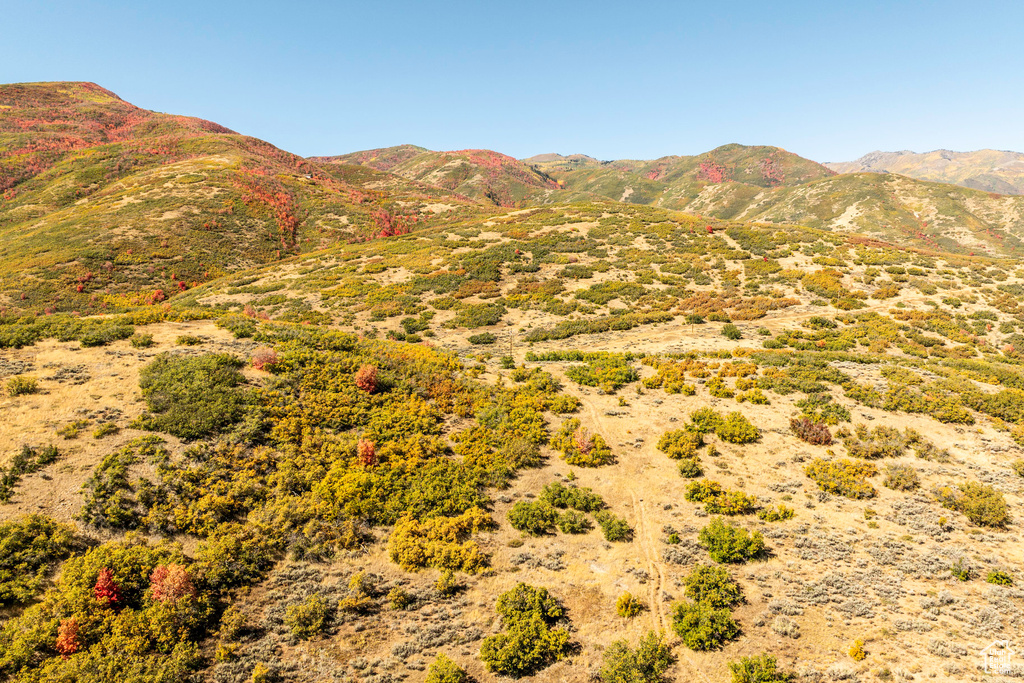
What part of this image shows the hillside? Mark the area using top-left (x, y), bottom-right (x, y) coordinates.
top-left (318, 145), bottom-right (566, 207)
top-left (827, 149), bottom-right (1024, 195)
top-left (4, 201), bottom-right (1024, 681)
top-left (0, 83), bottom-right (485, 316)
top-left (522, 146), bottom-right (1024, 259)
top-left (7, 82), bottom-right (1024, 683)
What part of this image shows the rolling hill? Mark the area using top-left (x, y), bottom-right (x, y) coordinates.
top-left (0, 83), bottom-right (485, 315)
top-left (316, 146), bottom-right (566, 207)
top-left (826, 149), bottom-right (1024, 195)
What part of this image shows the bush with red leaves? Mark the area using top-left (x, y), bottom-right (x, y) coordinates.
top-left (355, 364), bottom-right (377, 393)
top-left (790, 417), bottom-right (832, 446)
top-left (93, 567), bottom-right (121, 606)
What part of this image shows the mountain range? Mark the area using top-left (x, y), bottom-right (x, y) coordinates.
top-left (4, 81), bottom-right (1024, 317)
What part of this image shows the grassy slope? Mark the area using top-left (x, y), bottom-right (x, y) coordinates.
top-left (319, 145), bottom-right (568, 207)
top-left (0, 84), bottom-right (488, 314)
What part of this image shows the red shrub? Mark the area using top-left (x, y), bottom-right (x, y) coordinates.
top-left (357, 439), bottom-right (377, 467)
top-left (149, 564), bottom-right (195, 603)
top-left (355, 364), bottom-right (378, 393)
top-left (251, 348), bottom-right (278, 371)
top-left (93, 567), bottom-right (121, 606)
top-left (790, 418), bottom-right (833, 446)
top-left (55, 618), bottom-right (80, 658)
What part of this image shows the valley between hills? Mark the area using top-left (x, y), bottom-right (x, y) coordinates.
top-left (3, 82), bottom-right (1024, 683)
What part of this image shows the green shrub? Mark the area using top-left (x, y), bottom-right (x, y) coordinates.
top-left (716, 412), bottom-right (759, 444)
top-left (175, 334), bottom-right (203, 346)
top-left (556, 510), bottom-right (593, 534)
top-left (757, 504), bottom-right (795, 522)
top-left (729, 653), bottom-right (795, 683)
top-left (722, 324), bottom-right (742, 340)
top-left (552, 418), bottom-right (615, 467)
top-left (685, 479), bottom-right (756, 515)
top-left (129, 333), bottom-right (155, 349)
top-left (678, 458), bottom-right (703, 478)
top-left (616, 592), bottom-right (645, 618)
top-left (698, 518), bottom-right (765, 563)
top-left (539, 481), bottom-right (604, 512)
top-left (883, 464), bottom-right (920, 491)
top-left (57, 419), bottom-right (90, 439)
top-left (690, 408), bottom-right (724, 434)
top-left (0, 515), bottom-right (77, 605)
top-left (426, 654), bottom-right (469, 683)
top-left (136, 353), bottom-right (250, 440)
top-left (508, 501), bottom-right (559, 536)
top-left (987, 570), bottom-right (1014, 586)
top-left (594, 511), bottom-right (633, 542)
top-left (683, 564), bottom-right (743, 609)
top-left (6, 375), bottom-right (38, 397)
top-left (935, 481), bottom-right (1010, 527)
top-left (804, 458), bottom-right (877, 499)
top-left (93, 423), bottom-right (120, 439)
top-left (388, 587), bottom-right (413, 609)
top-left (285, 594), bottom-right (332, 640)
top-left (468, 332), bottom-right (497, 345)
top-left (657, 429), bottom-right (702, 459)
top-left (599, 631), bottom-right (674, 683)
top-left (454, 303), bottom-right (506, 328)
top-left (480, 583), bottom-right (571, 677)
top-left (670, 600), bottom-right (740, 651)
top-left (950, 557), bottom-right (973, 581)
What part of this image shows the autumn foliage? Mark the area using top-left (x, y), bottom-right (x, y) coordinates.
top-left (149, 563), bottom-right (196, 603)
top-left (93, 567), bottom-right (121, 606)
top-left (355, 364), bottom-right (378, 393)
top-left (55, 618), bottom-right (80, 658)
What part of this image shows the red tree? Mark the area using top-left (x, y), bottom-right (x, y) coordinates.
top-left (149, 564), bottom-right (196, 603)
top-left (355, 364), bottom-right (378, 393)
top-left (55, 618), bottom-right (80, 658)
top-left (357, 439), bottom-right (377, 467)
top-left (94, 568), bottom-right (121, 606)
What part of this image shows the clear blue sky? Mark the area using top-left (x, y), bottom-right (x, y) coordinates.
top-left (4, 1), bottom-right (1023, 162)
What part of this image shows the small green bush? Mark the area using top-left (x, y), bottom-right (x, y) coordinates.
top-left (540, 481), bottom-right (604, 512)
top-left (93, 423), bottom-right (120, 439)
top-left (804, 458), bottom-right (877, 499)
top-left (729, 653), bottom-right (794, 683)
top-left (757, 504), bottom-right (795, 522)
top-left (698, 518), bottom-right (765, 563)
top-left (6, 376), bottom-right (38, 397)
top-left (616, 592), bottom-right (645, 618)
top-left (671, 600), bottom-right (740, 651)
top-left (599, 631), bottom-right (674, 683)
top-left (468, 333), bottom-right (497, 345)
top-left (657, 429), bottom-right (702, 459)
top-left (716, 412), bottom-right (759, 444)
top-left (689, 408), bottom-right (724, 434)
top-left (285, 594), bottom-right (331, 640)
top-left (175, 334), bottom-right (203, 346)
top-left (508, 501), bottom-right (558, 536)
top-left (987, 570), bottom-right (1014, 586)
top-left (426, 654), bottom-right (468, 683)
top-left (883, 463), bottom-right (920, 491)
top-left (722, 324), bottom-right (742, 340)
top-left (480, 583), bottom-right (571, 677)
top-left (678, 458), bottom-right (703, 478)
top-left (129, 333), bottom-right (155, 349)
top-left (683, 564), bottom-right (743, 609)
top-left (556, 510), bottom-right (593, 534)
top-left (594, 511), bottom-right (633, 542)
top-left (935, 481), bottom-right (1010, 527)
